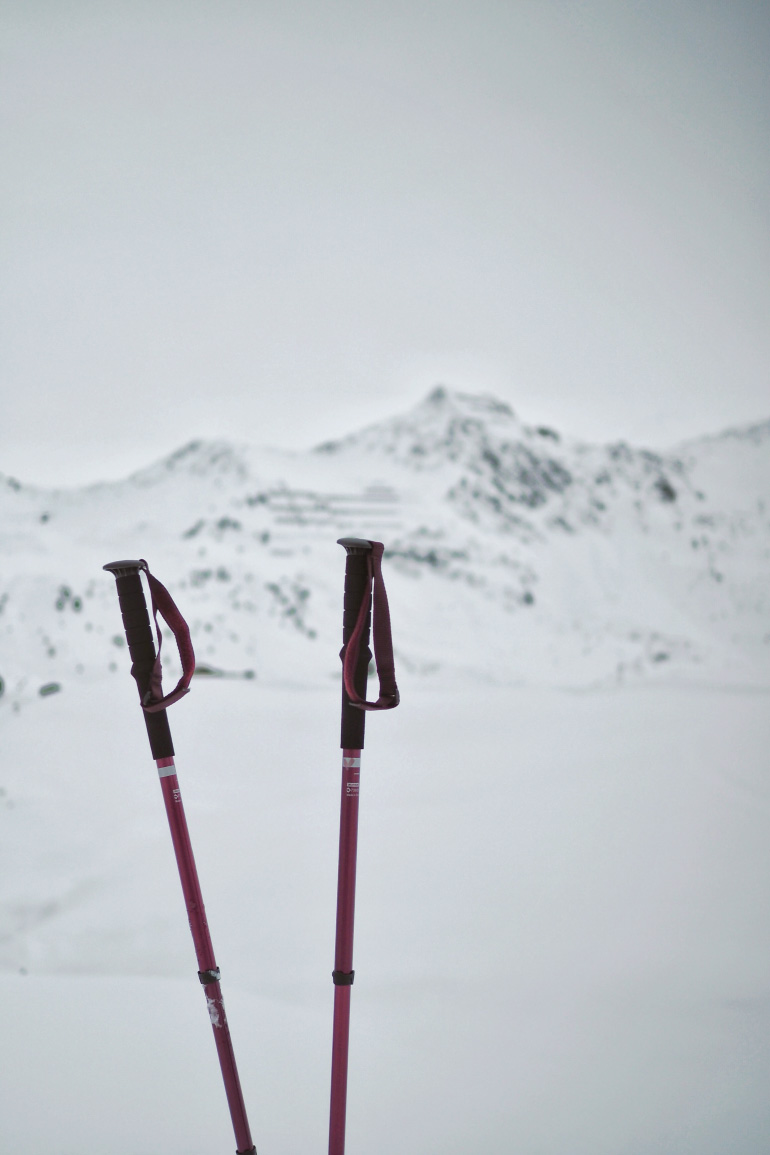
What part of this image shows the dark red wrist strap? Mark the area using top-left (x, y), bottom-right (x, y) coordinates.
top-left (342, 541), bottom-right (400, 711)
top-left (138, 559), bottom-right (196, 713)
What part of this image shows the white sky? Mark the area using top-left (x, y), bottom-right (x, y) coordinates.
top-left (1, 0), bottom-right (768, 486)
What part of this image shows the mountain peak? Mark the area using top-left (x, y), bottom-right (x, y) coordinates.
top-left (421, 384), bottom-right (517, 423)
top-left (126, 439), bottom-right (259, 488)
top-left (315, 385), bottom-right (526, 466)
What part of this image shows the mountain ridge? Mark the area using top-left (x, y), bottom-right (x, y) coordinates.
top-left (1, 387), bottom-right (768, 701)
top-left (4, 384), bottom-right (770, 496)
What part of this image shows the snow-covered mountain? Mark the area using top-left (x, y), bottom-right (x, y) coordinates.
top-left (2, 386), bottom-right (769, 701)
top-left (3, 390), bottom-right (770, 1155)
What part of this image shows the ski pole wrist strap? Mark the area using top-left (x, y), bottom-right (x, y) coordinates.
top-left (138, 559), bottom-right (196, 713)
top-left (342, 541), bottom-right (400, 711)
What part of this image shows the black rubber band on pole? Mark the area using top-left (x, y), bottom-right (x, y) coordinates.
top-left (198, 968), bottom-right (221, 984)
top-left (332, 969), bottom-right (355, 986)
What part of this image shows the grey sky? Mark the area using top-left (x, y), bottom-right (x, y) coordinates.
top-left (1, 0), bottom-right (768, 486)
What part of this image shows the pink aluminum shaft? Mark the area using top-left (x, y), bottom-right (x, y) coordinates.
top-left (157, 758), bottom-right (255, 1155)
top-left (329, 748), bottom-right (362, 1155)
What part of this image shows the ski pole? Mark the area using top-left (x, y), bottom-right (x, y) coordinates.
top-left (329, 539), bottom-right (399, 1155)
top-left (103, 559), bottom-right (257, 1155)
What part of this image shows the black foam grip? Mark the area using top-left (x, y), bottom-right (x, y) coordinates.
top-left (339, 549), bottom-right (371, 749)
top-left (112, 572), bottom-right (174, 760)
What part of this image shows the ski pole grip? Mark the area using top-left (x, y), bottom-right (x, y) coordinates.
top-left (103, 560), bottom-right (174, 760)
top-left (338, 539), bottom-right (372, 750)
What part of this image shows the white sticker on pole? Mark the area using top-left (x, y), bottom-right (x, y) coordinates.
top-left (343, 757), bottom-right (361, 768)
top-left (157, 760), bottom-right (177, 778)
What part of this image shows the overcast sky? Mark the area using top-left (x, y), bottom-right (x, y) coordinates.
top-left (1, 0), bottom-right (768, 486)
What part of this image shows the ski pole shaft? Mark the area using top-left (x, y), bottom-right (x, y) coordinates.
top-left (329, 539), bottom-right (373, 1155)
top-left (329, 744), bottom-right (362, 1155)
top-left (104, 561), bottom-right (257, 1155)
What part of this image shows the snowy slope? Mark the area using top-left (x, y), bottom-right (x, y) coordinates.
top-left (1, 386), bottom-right (768, 704)
top-left (2, 682), bottom-right (769, 1155)
top-left (2, 389), bottom-right (770, 1154)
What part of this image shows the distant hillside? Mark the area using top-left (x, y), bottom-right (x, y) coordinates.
top-left (1, 387), bottom-right (768, 704)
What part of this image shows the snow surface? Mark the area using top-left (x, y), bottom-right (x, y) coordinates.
top-left (2, 681), bottom-right (769, 1153)
top-left (2, 389), bottom-right (770, 1152)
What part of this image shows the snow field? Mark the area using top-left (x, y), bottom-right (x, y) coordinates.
top-left (2, 677), bottom-right (769, 1153)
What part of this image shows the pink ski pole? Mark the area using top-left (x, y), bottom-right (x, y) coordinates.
top-left (104, 559), bottom-right (257, 1155)
top-left (329, 539), bottom-right (399, 1155)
